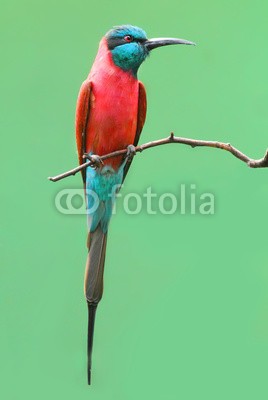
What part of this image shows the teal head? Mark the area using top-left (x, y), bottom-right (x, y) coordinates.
top-left (106, 25), bottom-right (195, 76)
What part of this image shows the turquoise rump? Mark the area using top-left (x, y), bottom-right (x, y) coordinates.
top-left (86, 164), bottom-right (125, 234)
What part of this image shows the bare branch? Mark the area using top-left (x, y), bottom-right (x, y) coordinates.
top-left (48, 133), bottom-right (268, 182)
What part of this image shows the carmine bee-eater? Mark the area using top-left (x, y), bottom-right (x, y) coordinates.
top-left (75, 24), bottom-right (195, 384)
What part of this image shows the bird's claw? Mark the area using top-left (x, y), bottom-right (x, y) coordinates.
top-left (90, 154), bottom-right (104, 169)
top-left (84, 153), bottom-right (104, 169)
top-left (125, 145), bottom-right (136, 162)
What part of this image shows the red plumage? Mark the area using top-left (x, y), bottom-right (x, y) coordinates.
top-left (75, 38), bottom-right (147, 171)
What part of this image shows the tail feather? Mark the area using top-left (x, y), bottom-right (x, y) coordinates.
top-left (87, 303), bottom-right (97, 385)
top-left (84, 225), bottom-right (107, 384)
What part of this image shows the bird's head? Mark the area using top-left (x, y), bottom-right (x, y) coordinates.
top-left (106, 25), bottom-right (195, 76)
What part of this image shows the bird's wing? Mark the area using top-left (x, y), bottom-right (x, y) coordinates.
top-left (123, 81), bottom-right (147, 180)
top-left (75, 79), bottom-right (92, 182)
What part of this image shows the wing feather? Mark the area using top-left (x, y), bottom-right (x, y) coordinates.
top-left (123, 81), bottom-right (147, 180)
top-left (75, 80), bottom-right (92, 182)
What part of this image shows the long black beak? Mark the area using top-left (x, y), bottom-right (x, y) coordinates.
top-left (144, 37), bottom-right (196, 51)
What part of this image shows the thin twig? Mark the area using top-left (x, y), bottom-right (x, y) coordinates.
top-left (48, 133), bottom-right (268, 182)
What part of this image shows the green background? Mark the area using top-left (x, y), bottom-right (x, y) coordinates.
top-left (1, 0), bottom-right (268, 399)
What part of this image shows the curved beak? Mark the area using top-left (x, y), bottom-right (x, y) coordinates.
top-left (144, 37), bottom-right (196, 51)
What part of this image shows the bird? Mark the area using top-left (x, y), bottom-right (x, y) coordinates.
top-left (75, 24), bottom-right (195, 384)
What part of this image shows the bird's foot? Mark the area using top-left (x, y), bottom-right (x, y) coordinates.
top-left (125, 145), bottom-right (136, 163)
top-left (84, 153), bottom-right (104, 169)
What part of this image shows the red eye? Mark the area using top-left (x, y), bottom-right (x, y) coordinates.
top-left (124, 35), bottom-right (133, 42)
